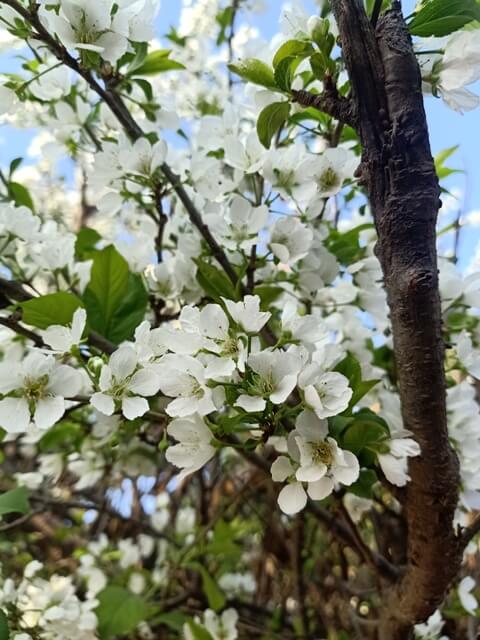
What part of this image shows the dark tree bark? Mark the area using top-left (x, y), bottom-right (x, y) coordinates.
top-left (328, 1), bottom-right (463, 637)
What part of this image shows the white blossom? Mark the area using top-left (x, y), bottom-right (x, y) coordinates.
top-left (165, 414), bottom-right (216, 480)
top-left (0, 352), bottom-right (82, 432)
top-left (298, 366), bottom-right (352, 419)
top-left (91, 345), bottom-right (160, 420)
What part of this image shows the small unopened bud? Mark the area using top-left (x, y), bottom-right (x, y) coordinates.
top-left (87, 356), bottom-right (104, 376)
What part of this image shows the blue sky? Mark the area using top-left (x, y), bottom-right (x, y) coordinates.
top-left (1, 0), bottom-right (479, 267)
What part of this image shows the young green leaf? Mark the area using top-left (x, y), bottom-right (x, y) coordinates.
top-left (8, 181), bottom-right (34, 210)
top-left (20, 292), bottom-right (84, 329)
top-left (274, 56), bottom-right (301, 91)
top-left (409, 0), bottom-right (480, 36)
top-left (195, 259), bottom-right (238, 301)
top-left (228, 58), bottom-right (277, 90)
top-left (96, 586), bottom-right (149, 639)
top-left (187, 621), bottom-right (214, 640)
top-left (0, 610), bottom-right (8, 640)
top-left (256, 101), bottom-right (291, 149)
top-left (0, 486), bottom-right (30, 516)
top-left (272, 39), bottom-right (313, 68)
top-left (83, 245), bottom-right (148, 343)
top-left (132, 50), bottom-right (185, 76)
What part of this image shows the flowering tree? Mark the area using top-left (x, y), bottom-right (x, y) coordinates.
top-left (0, 0), bottom-right (480, 638)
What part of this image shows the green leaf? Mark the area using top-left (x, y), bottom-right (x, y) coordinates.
top-left (195, 259), bottom-right (238, 301)
top-left (351, 379), bottom-right (380, 407)
top-left (253, 285), bottom-right (284, 309)
top-left (348, 469), bottom-right (378, 499)
top-left (325, 223), bottom-right (373, 264)
top-left (256, 101), bottom-right (291, 149)
top-left (409, 0), bottom-right (480, 36)
top-left (0, 486), bottom-right (30, 516)
top-left (342, 411), bottom-right (390, 455)
top-left (335, 353), bottom-right (378, 411)
top-left (107, 274), bottom-right (149, 345)
top-left (83, 245), bottom-right (148, 343)
top-left (216, 6), bottom-right (234, 45)
top-left (434, 145), bottom-right (463, 182)
top-left (152, 611), bottom-right (189, 631)
top-left (228, 58), bottom-right (277, 90)
top-left (274, 56), bottom-right (301, 92)
top-left (0, 610), bottom-right (8, 640)
top-left (9, 156), bottom-right (22, 176)
top-left (309, 51), bottom-right (335, 81)
top-left (96, 586), bottom-right (149, 640)
top-left (187, 621), bottom-right (214, 640)
top-left (126, 41), bottom-right (148, 73)
top-left (20, 292), bottom-right (84, 329)
top-left (272, 39), bottom-right (313, 68)
top-left (8, 181), bottom-right (34, 210)
top-left (190, 563), bottom-right (226, 612)
top-left (132, 50), bottom-right (185, 75)
top-left (75, 227), bottom-right (101, 260)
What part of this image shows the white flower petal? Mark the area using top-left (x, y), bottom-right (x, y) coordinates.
top-left (277, 482), bottom-right (307, 515)
top-left (34, 396), bottom-right (65, 430)
top-left (307, 476), bottom-right (335, 501)
top-left (235, 395), bottom-right (266, 412)
top-left (122, 396), bottom-right (149, 420)
top-left (271, 456), bottom-right (294, 482)
top-left (0, 397), bottom-right (30, 433)
top-left (90, 392), bottom-right (115, 416)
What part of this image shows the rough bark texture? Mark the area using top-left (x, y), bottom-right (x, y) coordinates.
top-left (329, 1), bottom-right (462, 637)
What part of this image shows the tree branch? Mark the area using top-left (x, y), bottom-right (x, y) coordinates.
top-left (329, 0), bottom-right (462, 635)
top-left (0, 276), bottom-right (116, 354)
top-left (291, 83), bottom-right (356, 128)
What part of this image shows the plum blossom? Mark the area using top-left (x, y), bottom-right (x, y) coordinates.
top-left (184, 609), bottom-right (239, 640)
top-left (205, 196), bottom-right (269, 253)
top-left (39, 0), bottom-right (159, 64)
top-left (224, 131), bottom-right (265, 173)
top-left (281, 300), bottom-right (327, 345)
top-left (271, 410), bottom-right (359, 515)
top-left (262, 144), bottom-right (314, 202)
top-left (236, 350), bottom-right (302, 412)
top-left (222, 295), bottom-right (271, 334)
top-left (155, 354), bottom-right (217, 417)
top-left (298, 366), bottom-right (352, 419)
top-left (0, 205), bottom-right (40, 243)
top-left (309, 147), bottom-right (357, 198)
top-left (0, 352), bottom-right (82, 432)
top-left (165, 413), bottom-right (216, 480)
top-left (118, 137), bottom-right (168, 178)
top-left (414, 610), bottom-right (448, 640)
top-left (41, 308), bottom-right (86, 354)
top-left (90, 345), bottom-right (160, 420)
top-left (377, 432), bottom-right (421, 487)
top-left (269, 216), bottom-right (313, 265)
top-left (458, 576), bottom-right (478, 615)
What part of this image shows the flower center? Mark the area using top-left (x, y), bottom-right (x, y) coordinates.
top-left (110, 378), bottom-right (131, 399)
top-left (23, 375), bottom-right (49, 401)
top-left (274, 167), bottom-right (296, 191)
top-left (251, 372), bottom-right (275, 396)
top-left (189, 378), bottom-right (205, 399)
top-left (318, 167), bottom-right (340, 192)
top-left (221, 336), bottom-right (238, 357)
top-left (311, 441), bottom-right (333, 467)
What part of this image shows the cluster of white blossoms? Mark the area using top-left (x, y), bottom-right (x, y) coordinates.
top-left (0, 0), bottom-right (479, 637)
top-left (418, 30), bottom-right (480, 112)
top-left (38, 0), bottom-right (160, 64)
